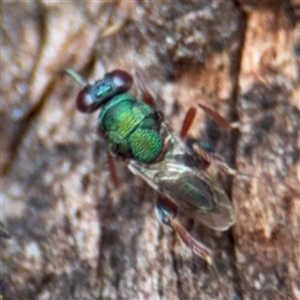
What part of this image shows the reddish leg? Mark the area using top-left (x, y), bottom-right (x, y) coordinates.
top-left (180, 103), bottom-right (237, 176)
top-left (156, 197), bottom-right (212, 264)
top-left (106, 148), bottom-right (120, 188)
top-left (134, 68), bottom-right (156, 107)
top-left (197, 103), bottom-right (239, 129)
top-left (97, 129), bottom-right (120, 188)
top-left (180, 107), bottom-right (197, 139)
top-left (196, 103), bottom-right (238, 175)
top-left (192, 144), bottom-right (237, 176)
top-left (168, 217), bottom-right (212, 264)
top-left (180, 103), bottom-right (238, 138)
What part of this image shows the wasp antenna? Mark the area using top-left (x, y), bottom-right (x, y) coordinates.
top-left (65, 68), bottom-right (87, 87)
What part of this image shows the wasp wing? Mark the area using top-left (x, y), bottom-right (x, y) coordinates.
top-left (154, 167), bottom-right (235, 231)
top-left (129, 158), bottom-right (234, 231)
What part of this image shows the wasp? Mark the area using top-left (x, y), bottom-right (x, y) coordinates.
top-left (66, 68), bottom-right (237, 264)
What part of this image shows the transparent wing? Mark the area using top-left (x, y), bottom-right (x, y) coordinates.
top-left (154, 167), bottom-right (235, 231)
top-left (129, 159), bottom-right (235, 231)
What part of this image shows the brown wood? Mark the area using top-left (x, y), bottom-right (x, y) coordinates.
top-left (1, 2), bottom-right (299, 299)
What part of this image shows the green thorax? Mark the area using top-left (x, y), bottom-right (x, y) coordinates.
top-left (98, 93), bottom-right (164, 163)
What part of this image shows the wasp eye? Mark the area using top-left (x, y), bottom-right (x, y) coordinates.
top-left (109, 69), bottom-right (133, 92)
top-left (76, 86), bottom-right (97, 113)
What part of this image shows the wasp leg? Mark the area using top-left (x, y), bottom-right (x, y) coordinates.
top-left (192, 143), bottom-right (237, 176)
top-left (134, 68), bottom-right (156, 107)
top-left (156, 198), bottom-right (213, 264)
top-left (180, 107), bottom-right (197, 139)
top-left (179, 103), bottom-right (238, 175)
top-left (197, 103), bottom-right (239, 129)
top-left (179, 105), bottom-right (237, 174)
top-left (180, 103), bottom-right (239, 139)
top-left (97, 129), bottom-right (120, 188)
top-left (192, 139), bottom-right (250, 179)
top-left (106, 148), bottom-right (120, 188)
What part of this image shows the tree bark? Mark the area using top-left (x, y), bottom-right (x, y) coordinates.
top-left (1, 1), bottom-right (299, 299)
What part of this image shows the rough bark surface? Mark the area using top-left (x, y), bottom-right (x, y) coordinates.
top-left (1, 1), bottom-right (299, 300)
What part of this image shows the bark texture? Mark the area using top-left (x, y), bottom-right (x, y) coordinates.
top-left (1, 1), bottom-right (299, 300)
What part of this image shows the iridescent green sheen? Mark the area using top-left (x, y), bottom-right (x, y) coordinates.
top-left (177, 175), bottom-right (213, 210)
top-left (128, 128), bottom-right (163, 162)
top-left (98, 93), bottom-right (163, 162)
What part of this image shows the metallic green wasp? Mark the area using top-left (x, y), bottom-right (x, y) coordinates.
top-left (67, 68), bottom-right (236, 263)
